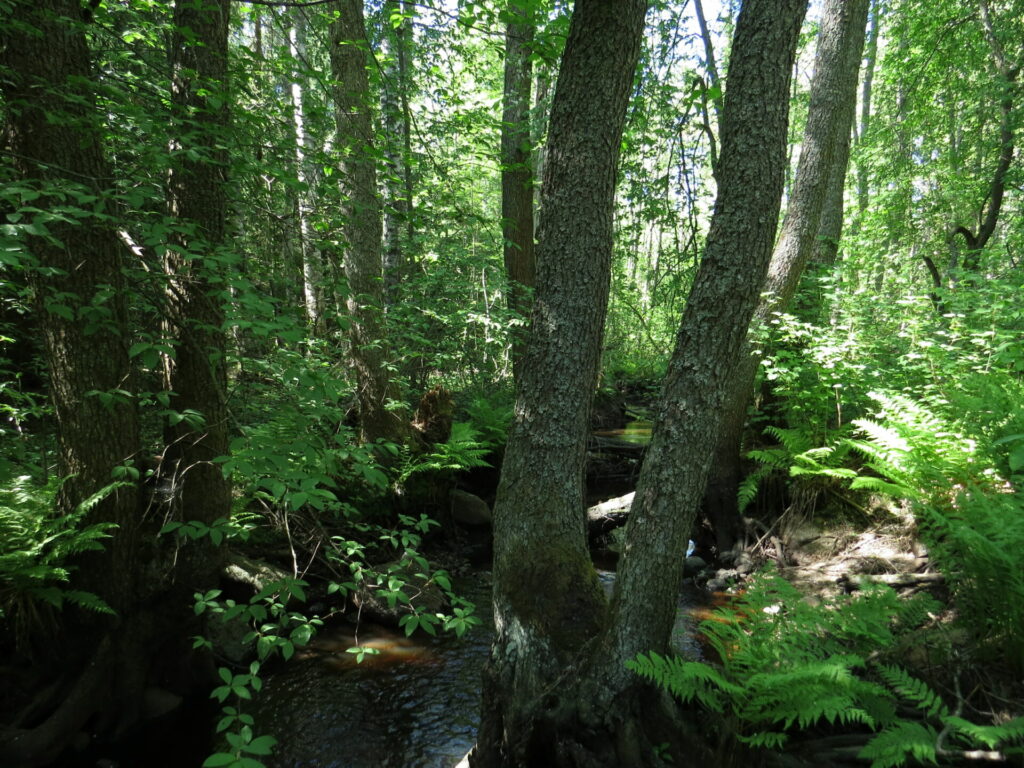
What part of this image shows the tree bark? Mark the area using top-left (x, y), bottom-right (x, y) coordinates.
top-left (330, 0), bottom-right (409, 446)
top-left (474, 1), bottom-right (648, 764)
top-left (0, 0), bottom-right (141, 616)
top-left (703, 0), bottom-right (868, 553)
top-left (599, 0), bottom-right (807, 690)
top-left (289, 9), bottom-right (322, 331)
top-left (854, 0), bottom-right (879, 221)
top-left (381, 0), bottom-right (415, 298)
top-left (0, 3), bottom-right (148, 761)
top-left (501, 2), bottom-right (537, 380)
top-left (164, 0), bottom-right (233, 544)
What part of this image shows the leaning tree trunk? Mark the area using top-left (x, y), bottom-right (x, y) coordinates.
top-left (0, 2), bottom-right (141, 762)
top-left (594, 0), bottom-right (807, 707)
top-left (501, 2), bottom-right (537, 380)
top-left (703, 0), bottom-right (869, 553)
top-left (330, 0), bottom-right (409, 446)
top-left (473, 1), bottom-right (648, 765)
top-left (164, 0), bottom-right (233, 558)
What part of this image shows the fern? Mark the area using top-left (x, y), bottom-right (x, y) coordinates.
top-left (875, 666), bottom-right (949, 718)
top-left (629, 566), bottom-right (928, 750)
top-left (398, 421), bottom-right (492, 484)
top-left (838, 390), bottom-right (1024, 673)
top-left (858, 721), bottom-right (939, 768)
top-left (0, 475), bottom-right (116, 638)
top-left (942, 715), bottom-right (1024, 750)
top-left (739, 427), bottom-right (854, 512)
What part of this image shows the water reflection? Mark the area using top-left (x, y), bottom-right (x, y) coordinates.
top-left (253, 572), bottom-right (494, 768)
top-left (592, 420), bottom-right (653, 445)
top-left (256, 567), bottom-right (703, 767)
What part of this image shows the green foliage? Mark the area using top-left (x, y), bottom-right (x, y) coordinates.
top-left (630, 566), bottom-right (1023, 766)
top-left (0, 475), bottom-right (119, 643)
top-left (398, 421), bottom-right (492, 486)
top-left (844, 390), bottom-right (1024, 672)
top-left (739, 426), bottom-right (856, 513)
top-left (223, 346), bottom-right (389, 516)
top-left (859, 667), bottom-right (1024, 768)
top-left (628, 566), bottom-right (929, 748)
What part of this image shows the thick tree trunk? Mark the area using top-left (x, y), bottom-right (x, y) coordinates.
top-left (0, 4), bottom-right (149, 762)
top-left (703, 0), bottom-right (868, 552)
top-left (501, 3), bottom-right (537, 380)
top-left (330, 0), bottom-right (409, 446)
top-left (164, 0), bottom-right (233, 544)
top-left (0, 0), bottom-right (141, 616)
top-left (474, 1), bottom-right (648, 765)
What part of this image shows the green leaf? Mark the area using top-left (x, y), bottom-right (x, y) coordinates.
top-left (243, 735), bottom-right (277, 756)
top-left (201, 754), bottom-right (237, 767)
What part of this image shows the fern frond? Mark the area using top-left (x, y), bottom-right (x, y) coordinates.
top-left (859, 721), bottom-right (938, 768)
top-left (736, 730), bottom-right (788, 749)
top-left (626, 652), bottom-right (741, 713)
top-left (942, 716), bottom-right (1024, 750)
top-left (875, 665), bottom-right (949, 718)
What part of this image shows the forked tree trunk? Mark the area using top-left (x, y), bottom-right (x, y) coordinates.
top-left (476, 3), bottom-right (809, 764)
top-left (330, 0), bottom-right (410, 446)
top-left (703, 0), bottom-right (869, 553)
top-left (164, 0), bottom-right (233, 548)
top-left (597, 0), bottom-right (807, 697)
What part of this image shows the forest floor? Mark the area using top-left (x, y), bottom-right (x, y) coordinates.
top-left (697, 496), bottom-right (1024, 767)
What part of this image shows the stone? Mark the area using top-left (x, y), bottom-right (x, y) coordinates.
top-left (683, 556), bottom-right (707, 576)
top-left (352, 560), bottom-right (448, 628)
top-left (450, 489), bottom-right (492, 526)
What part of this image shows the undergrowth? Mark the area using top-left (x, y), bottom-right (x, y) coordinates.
top-left (629, 567), bottom-right (1024, 766)
top-left (0, 475), bottom-right (120, 647)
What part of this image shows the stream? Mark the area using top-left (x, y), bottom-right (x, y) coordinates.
top-left (253, 565), bottom-right (704, 768)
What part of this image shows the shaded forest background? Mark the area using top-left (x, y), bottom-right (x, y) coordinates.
top-left (1, 0), bottom-right (1023, 766)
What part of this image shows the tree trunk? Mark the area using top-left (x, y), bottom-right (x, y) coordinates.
top-left (501, 3), bottom-right (537, 380)
top-left (330, 0), bottom-right (409, 446)
top-left (598, 0), bottom-right (807, 693)
top-left (381, 0), bottom-right (415, 298)
top-left (289, 9), bottom-right (322, 331)
top-left (854, 0), bottom-right (879, 222)
top-left (474, 1), bottom-right (648, 764)
top-left (703, 0), bottom-right (869, 553)
top-left (0, 3), bottom-right (146, 761)
top-left (164, 0), bottom-right (233, 546)
top-left (693, 0), bottom-right (723, 177)
top-left (948, 0), bottom-right (1020, 277)
top-left (0, 0), bottom-right (141, 617)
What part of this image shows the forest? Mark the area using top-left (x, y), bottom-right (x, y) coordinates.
top-left (1, 0), bottom-right (1023, 766)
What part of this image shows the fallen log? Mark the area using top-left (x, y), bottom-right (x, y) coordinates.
top-left (842, 572), bottom-right (945, 590)
top-left (587, 492), bottom-right (634, 537)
